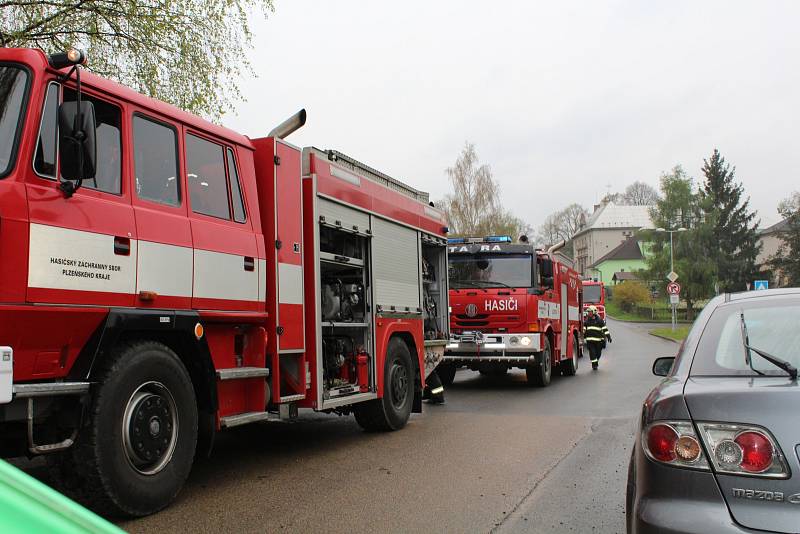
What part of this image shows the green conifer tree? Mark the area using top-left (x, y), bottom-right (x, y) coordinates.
top-left (699, 149), bottom-right (760, 292)
top-left (770, 193), bottom-right (800, 286)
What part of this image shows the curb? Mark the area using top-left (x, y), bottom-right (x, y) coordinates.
top-left (648, 332), bottom-right (680, 344)
top-left (607, 313), bottom-right (692, 325)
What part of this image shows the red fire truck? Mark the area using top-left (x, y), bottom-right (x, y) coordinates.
top-left (0, 49), bottom-right (450, 516)
top-left (441, 237), bottom-right (583, 386)
top-left (582, 280), bottom-right (606, 319)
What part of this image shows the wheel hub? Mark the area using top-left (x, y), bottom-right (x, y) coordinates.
top-left (122, 382), bottom-right (178, 475)
top-left (390, 364), bottom-right (408, 408)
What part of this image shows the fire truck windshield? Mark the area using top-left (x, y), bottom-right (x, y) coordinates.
top-left (0, 65), bottom-right (28, 179)
top-left (583, 284), bottom-right (602, 303)
top-left (449, 253), bottom-right (532, 289)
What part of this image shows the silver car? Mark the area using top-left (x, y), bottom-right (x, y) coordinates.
top-left (627, 288), bottom-right (800, 533)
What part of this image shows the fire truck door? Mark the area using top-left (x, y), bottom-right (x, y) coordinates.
top-left (27, 85), bottom-right (137, 307)
top-left (274, 142), bottom-right (304, 351)
top-left (560, 283), bottom-right (568, 357)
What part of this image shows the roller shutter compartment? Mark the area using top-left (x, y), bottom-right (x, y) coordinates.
top-left (371, 217), bottom-right (420, 311)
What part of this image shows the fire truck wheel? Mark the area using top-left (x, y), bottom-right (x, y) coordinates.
top-left (436, 363), bottom-right (457, 386)
top-left (58, 340), bottom-right (198, 517)
top-left (526, 337), bottom-right (552, 387)
top-left (561, 335), bottom-right (579, 376)
top-left (354, 338), bottom-right (414, 432)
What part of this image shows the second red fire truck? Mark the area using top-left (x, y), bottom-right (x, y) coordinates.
top-left (441, 236), bottom-right (583, 386)
top-left (0, 48), bottom-right (449, 516)
top-left (582, 280), bottom-right (606, 319)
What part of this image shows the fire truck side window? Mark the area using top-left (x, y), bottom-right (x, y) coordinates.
top-left (226, 148), bottom-right (246, 223)
top-left (133, 115), bottom-right (180, 206)
top-left (33, 82), bottom-right (59, 178)
top-left (62, 89), bottom-right (122, 194)
top-left (186, 133), bottom-right (230, 220)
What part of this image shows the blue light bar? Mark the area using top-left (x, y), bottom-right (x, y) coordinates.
top-left (484, 235), bottom-right (513, 243)
top-left (447, 238), bottom-right (468, 244)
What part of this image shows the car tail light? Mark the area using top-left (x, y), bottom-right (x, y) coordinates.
top-left (642, 421), bottom-right (709, 470)
top-left (696, 423), bottom-right (789, 478)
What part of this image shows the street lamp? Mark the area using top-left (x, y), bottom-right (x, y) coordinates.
top-left (655, 227), bottom-right (687, 331)
top-left (655, 227), bottom-right (687, 275)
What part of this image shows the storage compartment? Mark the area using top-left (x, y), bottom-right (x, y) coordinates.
top-left (421, 236), bottom-right (448, 340)
top-left (319, 225), bottom-right (372, 399)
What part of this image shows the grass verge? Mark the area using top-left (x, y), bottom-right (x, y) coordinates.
top-left (649, 326), bottom-right (690, 341)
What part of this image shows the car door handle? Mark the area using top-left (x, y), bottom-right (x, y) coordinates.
top-left (244, 256), bottom-right (255, 272)
top-left (114, 236), bottom-right (131, 256)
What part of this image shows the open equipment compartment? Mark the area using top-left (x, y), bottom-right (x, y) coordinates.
top-left (421, 234), bottom-right (449, 375)
top-left (318, 224), bottom-right (373, 399)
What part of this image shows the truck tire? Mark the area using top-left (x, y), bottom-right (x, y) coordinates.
top-left (561, 335), bottom-right (579, 376)
top-left (436, 362), bottom-right (457, 386)
top-left (526, 337), bottom-right (552, 387)
top-left (354, 337), bottom-right (414, 432)
top-left (55, 340), bottom-right (198, 517)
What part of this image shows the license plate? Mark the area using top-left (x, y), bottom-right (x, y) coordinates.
top-left (0, 347), bottom-right (12, 404)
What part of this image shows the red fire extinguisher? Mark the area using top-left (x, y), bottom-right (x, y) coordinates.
top-left (357, 350), bottom-right (369, 392)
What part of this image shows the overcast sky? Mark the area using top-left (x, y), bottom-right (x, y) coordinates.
top-left (225, 0), bottom-right (799, 229)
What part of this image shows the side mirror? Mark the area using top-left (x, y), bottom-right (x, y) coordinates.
top-left (58, 101), bottom-right (96, 182)
top-left (540, 258), bottom-right (553, 279)
top-left (652, 356), bottom-right (675, 377)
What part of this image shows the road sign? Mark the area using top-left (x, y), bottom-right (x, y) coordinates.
top-left (666, 271), bottom-right (679, 283)
top-left (669, 294), bottom-right (680, 305)
top-left (666, 282), bottom-right (681, 295)
top-left (754, 280), bottom-right (769, 291)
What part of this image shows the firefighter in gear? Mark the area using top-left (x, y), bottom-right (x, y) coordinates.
top-left (423, 369), bottom-right (445, 404)
top-left (583, 305), bottom-right (612, 370)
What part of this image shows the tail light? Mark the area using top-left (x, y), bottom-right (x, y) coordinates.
top-left (696, 423), bottom-right (790, 478)
top-left (642, 422), bottom-right (709, 470)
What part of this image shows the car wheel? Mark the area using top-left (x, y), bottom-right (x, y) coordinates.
top-left (354, 337), bottom-right (414, 431)
top-left (561, 335), bottom-right (579, 376)
top-left (526, 337), bottom-right (552, 387)
top-left (55, 340), bottom-right (197, 517)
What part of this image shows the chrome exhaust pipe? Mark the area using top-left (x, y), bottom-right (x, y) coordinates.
top-left (268, 109), bottom-right (307, 139)
top-left (546, 240), bottom-right (567, 254)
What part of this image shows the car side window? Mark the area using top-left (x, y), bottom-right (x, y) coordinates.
top-left (33, 82), bottom-right (59, 178)
top-left (186, 134), bottom-right (230, 220)
top-left (227, 148), bottom-right (246, 223)
top-left (133, 115), bottom-right (180, 206)
top-left (63, 89), bottom-right (122, 194)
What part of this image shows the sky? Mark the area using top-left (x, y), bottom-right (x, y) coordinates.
top-left (225, 0), bottom-right (800, 229)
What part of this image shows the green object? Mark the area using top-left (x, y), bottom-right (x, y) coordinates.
top-left (0, 459), bottom-right (124, 534)
top-left (650, 326), bottom-right (690, 341)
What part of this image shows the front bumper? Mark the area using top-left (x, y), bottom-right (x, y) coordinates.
top-left (444, 332), bottom-right (541, 364)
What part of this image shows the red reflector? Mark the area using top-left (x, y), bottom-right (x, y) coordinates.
top-left (647, 424), bottom-right (678, 462)
top-left (735, 431), bottom-right (774, 473)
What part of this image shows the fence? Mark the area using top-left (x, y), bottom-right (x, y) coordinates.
top-left (632, 305), bottom-right (693, 322)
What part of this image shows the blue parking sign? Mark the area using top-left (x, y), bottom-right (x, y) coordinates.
top-left (754, 280), bottom-right (769, 291)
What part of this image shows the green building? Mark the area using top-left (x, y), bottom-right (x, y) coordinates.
top-left (585, 237), bottom-right (646, 285)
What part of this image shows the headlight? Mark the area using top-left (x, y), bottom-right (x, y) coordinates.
top-left (519, 336), bottom-right (532, 346)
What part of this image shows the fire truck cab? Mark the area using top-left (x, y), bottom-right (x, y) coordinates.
top-left (0, 49), bottom-right (450, 516)
top-left (582, 280), bottom-right (606, 319)
top-left (442, 236), bottom-right (583, 387)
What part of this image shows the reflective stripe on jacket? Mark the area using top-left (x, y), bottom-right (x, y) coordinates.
top-left (583, 316), bottom-right (608, 343)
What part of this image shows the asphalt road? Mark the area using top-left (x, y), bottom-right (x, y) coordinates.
top-left (20, 319), bottom-right (677, 533)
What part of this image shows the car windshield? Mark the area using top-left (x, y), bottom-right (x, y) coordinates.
top-left (690, 297), bottom-right (800, 376)
top-left (0, 65), bottom-right (29, 178)
top-left (583, 285), bottom-right (602, 303)
top-left (449, 253), bottom-right (532, 288)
